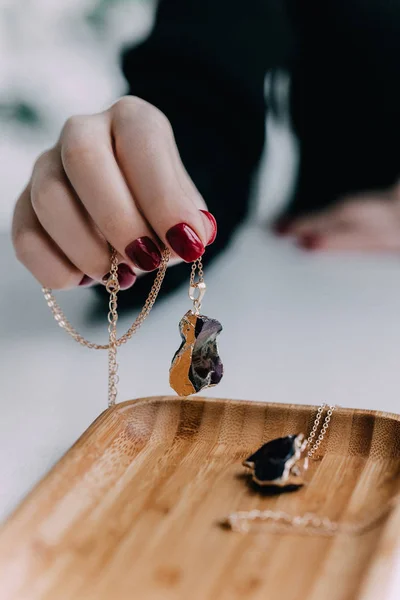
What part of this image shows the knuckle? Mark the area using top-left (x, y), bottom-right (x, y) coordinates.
top-left (62, 114), bottom-right (88, 137)
top-left (144, 104), bottom-right (172, 134)
top-left (33, 149), bottom-right (52, 173)
top-left (44, 270), bottom-right (80, 291)
top-left (12, 227), bottom-right (37, 266)
top-left (31, 174), bottom-right (62, 215)
top-left (12, 222), bottom-right (79, 289)
top-left (114, 96), bottom-right (172, 134)
top-left (112, 97), bottom-right (142, 126)
top-left (61, 115), bottom-right (95, 165)
top-left (113, 95), bottom-right (142, 115)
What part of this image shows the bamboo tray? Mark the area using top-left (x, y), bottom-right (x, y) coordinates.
top-left (1, 396), bottom-right (400, 600)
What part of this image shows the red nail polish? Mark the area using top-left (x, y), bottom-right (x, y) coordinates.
top-left (299, 233), bottom-right (322, 250)
top-left (125, 237), bottom-right (161, 271)
top-left (103, 263), bottom-right (137, 290)
top-left (79, 274), bottom-right (94, 286)
top-left (200, 210), bottom-right (217, 244)
top-left (166, 223), bottom-right (205, 262)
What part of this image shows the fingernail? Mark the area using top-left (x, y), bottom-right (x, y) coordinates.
top-left (79, 274), bottom-right (94, 287)
top-left (273, 218), bottom-right (292, 235)
top-left (298, 233), bottom-right (322, 250)
top-left (125, 236), bottom-right (162, 271)
top-left (166, 223), bottom-right (205, 262)
top-left (102, 263), bottom-right (137, 290)
top-left (200, 210), bottom-right (217, 244)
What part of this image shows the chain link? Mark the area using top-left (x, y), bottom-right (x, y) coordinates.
top-left (189, 257), bottom-right (205, 314)
top-left (226, 405), bottom-right (394, 537)
top-left (305, 403), bottom-right (336, 459)
top-left (42, 246), bottom-right (170, 406)
top-left (190, 257), bottom-right (204, 286)
top-left (106, 248), bottom-right (120, 406)
top-left (225, 498), bottom-right (395, 536)
top-left (227, 403), bottom-right (339, 535)
top-left (42, 247), bottom-right (170, 350)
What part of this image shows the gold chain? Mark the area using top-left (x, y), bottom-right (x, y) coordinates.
top-left (226, 405), bottom-right (398, 536)
top-left (106, 248), bottom-right (119, 406)
top-left (227, 404), bottom-right (340, 535)
top-left (225, 499), bottom-right (396, 536)
top-left (189, 257), bottom-right (205, 315)
top-left (42, 248), bottom-right (170, 350)
top-left (190, 257), bottom-right (204, 286)
top-left (226, 402), bottom-right (396, 536)
top-left (40, 259), bottom-right (396, 537)
top-left (42, 246), bottom-right (170, 406)
top-left (305, 403), bottom-right (336, 458)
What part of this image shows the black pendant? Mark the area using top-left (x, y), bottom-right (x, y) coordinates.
top-left (243, 434), bottom-right (306, 488)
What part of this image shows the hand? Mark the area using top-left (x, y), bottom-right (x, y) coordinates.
top-left (274, 182), bottom-right (400, 252)
top-left (12, 96), bottom-right (217, 289)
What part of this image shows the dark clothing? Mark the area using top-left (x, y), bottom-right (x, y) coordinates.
top-left (115, 0), bottom-right (400, 308)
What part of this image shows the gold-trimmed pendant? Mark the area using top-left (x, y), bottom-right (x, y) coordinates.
top-left (169, 310), bottom-right (223, 397)
top-left (243, 434), bottom-right (308, 489)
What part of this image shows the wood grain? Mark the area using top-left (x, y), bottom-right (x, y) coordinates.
top-left (1, 396), bottom-right (400, 600)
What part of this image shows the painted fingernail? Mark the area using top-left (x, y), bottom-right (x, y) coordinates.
top-left (298, 233), bottom-right (322, 250)
top-left (125, 236), bottom-right (162, 271)
top-left (79, 274), bottom-right (94, 287)
top-left (273, 218), bottom-right (292, 235)
top-left (102, 263), bottom-right (137, 290)
top-left (200, 210), bottom-right (217, 244)
top-left (166, 223), bottom-right (205, 262)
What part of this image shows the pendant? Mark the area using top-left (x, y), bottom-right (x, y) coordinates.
top-left (243, 434), bottom-right (307, 489)
top-left (170, 310), bottom-right (223, 396)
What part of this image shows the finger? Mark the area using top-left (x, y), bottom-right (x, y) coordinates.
top-left (112, 97), bottom-right (215, 261)
top-left (12, 184), bottom-right (83, 289)
top-left (31, 149), bottom-right (112, 282)
top-left (30, 149), bottom-right (137, 289)
top-left (60, 111), bottom-right (164, 272)
top-left (166, 128), bottom-right (217, 243)
top-left (287, 212), bottom-right (334, 236)
top-left (298, 229), bottom-right (400, 252)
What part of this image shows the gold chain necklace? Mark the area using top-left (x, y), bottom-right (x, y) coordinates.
top-left (41, 254), bottom-right (396, 537)
top-left (42, 246), bottom-right (171, 406)
top-left (227, 403), bottom-right (398, 536)
top-left (225, 503), bottom-right (394, 537)
top-left (304, 402), bottom-right (335, 459)
top-left (42, 247), bottom-right (211, 406)
top-left (242, 403), bottom-right (336, 489)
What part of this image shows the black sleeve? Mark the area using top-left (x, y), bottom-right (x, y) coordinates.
top-left (111, 0), bottom-right (292, 310)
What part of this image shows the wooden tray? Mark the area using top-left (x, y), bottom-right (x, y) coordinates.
top-left (1, 397), bottom-right (400, 600)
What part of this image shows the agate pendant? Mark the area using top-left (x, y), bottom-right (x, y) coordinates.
top-left (243, 434), bottom-right (307, 489)
top-left (170, 310), bottom-right (223, 397)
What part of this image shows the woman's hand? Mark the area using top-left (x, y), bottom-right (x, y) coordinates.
top-left (12, 96), bottom-right (217, 290)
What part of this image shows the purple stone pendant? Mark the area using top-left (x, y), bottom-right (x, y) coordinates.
top-left (243, 434), bottom-right (308, 489)
top-left (170, 310), bottom-right (223, 396)
top-left (170, 273), bottom-right (223, 397)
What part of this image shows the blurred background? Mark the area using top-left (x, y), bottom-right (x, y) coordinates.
top-left (2, 0), bottom-right (400, 528)
top-left (0, 0), bottom-right (157, 229)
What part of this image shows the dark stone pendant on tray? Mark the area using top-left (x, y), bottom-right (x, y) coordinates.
top-left (170, 310), bottom-right (223, 397)
top-left (243, 434), bottom-right (307, 489)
